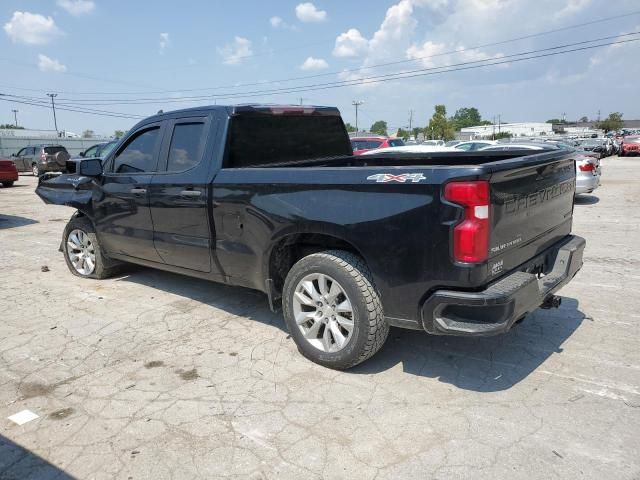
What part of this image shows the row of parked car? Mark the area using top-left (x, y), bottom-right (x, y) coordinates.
top-left (351, 135), bottom-right (605, 196)
top-left (0, 140), bottom-right (119, 187)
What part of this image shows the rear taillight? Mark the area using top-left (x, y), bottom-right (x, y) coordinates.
top-left (578, 163), bottom-right (595, 172)
top-left (444, 180), bottom-right (490, 263)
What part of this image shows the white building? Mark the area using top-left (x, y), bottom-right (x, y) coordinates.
top-left (460, 122), bottom-right (553, 138)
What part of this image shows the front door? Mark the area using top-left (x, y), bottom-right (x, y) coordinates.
top-left (94, 122), bottom-right (164, 262)
top-left (148, 116), bottom-right (214, 272)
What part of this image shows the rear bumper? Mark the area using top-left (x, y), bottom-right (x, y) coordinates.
top-left (576, 172), bottom-right (600, 194)
top-left (0, 170), bottom-right (18, 182)
top-left (421, 235), bottom-right (585, 336)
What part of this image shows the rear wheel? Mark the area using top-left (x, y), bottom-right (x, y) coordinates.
top-left (283, 250), bottom-right (389, 369)
top-left (32, 163), bottom-right (39, 176)
top-left (1, 181), bottom-right (14, 187)
top-left (62, 216), bottom-right (122, 279)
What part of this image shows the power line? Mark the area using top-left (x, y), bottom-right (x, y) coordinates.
top-left (0, 97), bottom-right (145, 120)
top-left (1, 9), bottom-right (638, 98)
top-left (1, 36), bottom-right (638, 120)
top-left (34, 32), bottom-right (640, 105)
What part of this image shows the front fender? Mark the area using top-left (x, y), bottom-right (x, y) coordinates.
top-left (35, 173), bottom-right (96, 219)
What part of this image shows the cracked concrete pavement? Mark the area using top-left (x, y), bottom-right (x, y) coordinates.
top-left (1, 158), bottom-right (639, 479)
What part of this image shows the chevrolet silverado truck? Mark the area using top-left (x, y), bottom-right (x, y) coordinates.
top-left (36, 105), bottom-right (585, 369)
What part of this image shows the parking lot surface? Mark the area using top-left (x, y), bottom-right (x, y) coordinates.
top-left (1, 158), bottom-right (639, 479)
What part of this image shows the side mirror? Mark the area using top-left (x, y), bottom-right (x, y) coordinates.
top-left (79, 152), bottom-right (86, 158)
top-left (79, 158), bottom-right (103, 176)
top-left (10, 153), bottom-right (16, 157)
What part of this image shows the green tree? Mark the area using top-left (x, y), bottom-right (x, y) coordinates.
top-left (494, 132), bottom-right (513, 139)
top-left (114, 130), bottom-right (125, 138)
top-left (546, 118), bottom-right (564, 124)
top-left (451, 107), bottom-right (482, 130)
top-left (82, 129), bottom-right (95, 138)
top-left (579, 116), bottom-right (589, 123)
top-left (370, 120), bottom-right (388, 136)
top-left (344, 122), bottom-right (357, 133)
top-left (0, 124), bottom-right (25, 129)
top-left (598, 112), bottom-right (623, 132)
top-left (412, 127), bottom-right (422, 140)
top-left (427, 105), bottom-right (455, 141)
top-left (396, 127), bottom-right (409, 139)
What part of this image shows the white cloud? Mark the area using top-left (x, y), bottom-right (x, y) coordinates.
top-left (159, 32), bottom-right (170, 53)
top-left (3, 11), bottom-right (62, 45)
top-left (269, 15), bottom-right (297, 30)
top-left (218, 36), bottom-right (253, 65)
top-left (56, 0), bottom-right (95, 16)
top-left (270, 16), bottom-right (284, 28)
top-left (38, 54), bottom-right (67, 73)
top-left (333, 29), bottom-right (368, 58)
top-left (554, 0), bottom-right (590, 20)
top-left (406, 40), bottom-right (503, 68)
top-left (295, 3), bottom-right (327, 22)
top-left (300, 56), bottom-right (328, 70)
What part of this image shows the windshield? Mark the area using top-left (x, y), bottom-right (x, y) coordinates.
top-left (44, 146), bottom-right (67, 154)
top-left (98, 141), bottom-right (118, 158)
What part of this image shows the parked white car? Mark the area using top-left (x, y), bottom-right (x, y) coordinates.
top-left (454, 140), bottom-right (498, 151)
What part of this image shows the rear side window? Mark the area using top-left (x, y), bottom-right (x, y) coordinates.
top-left (388, 139), bottom-right (405, 147)
top-left (112, 127), bottom-right (160, 173)
top-left (167, 122), bottom-right (205, 172)
top-left (44, 146), bottom-right (67, 154)
top-left (226, 114), bottom-right (351, 168)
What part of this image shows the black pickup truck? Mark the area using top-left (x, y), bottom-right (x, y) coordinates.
top-left (36, 104), bottom-right (585, 369)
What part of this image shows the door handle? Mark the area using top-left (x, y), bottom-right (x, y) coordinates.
top-left (180, 190), bottom-right (202, 198)
top-left (130, 188), bottom-right (147, 194)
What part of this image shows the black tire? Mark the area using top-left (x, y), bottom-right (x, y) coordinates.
top-left (2, 181), bottom-right (14, 187)
top-left (62, 215), bottom-right (123, 279)
top-left (32, 163), bottom-right (39, 176)
top-left (282, 250), bottom-right (389, 369)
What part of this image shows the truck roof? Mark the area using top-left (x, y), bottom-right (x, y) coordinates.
top-left (147, 104), bottom-right (341, 121)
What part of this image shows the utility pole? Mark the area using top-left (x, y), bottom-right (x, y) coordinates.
top-left (498, 114), bottom-right (501, 136)
top-left (12, 109), bottom-right (18, 127)
top-left (561, 112), bottom-right (566, 123)
top-left (408, 109), bottom-right (414, 132)
top-left (492, 116), bottom-right (496, 140)
top-left (597, 109), bottom-right (601, 122)
top-left (47, 93), bottom-right (58, 133)
top-left (352, 100), bottom-right (363, 133)
top-left (298, 97), bottom-right (307, 105)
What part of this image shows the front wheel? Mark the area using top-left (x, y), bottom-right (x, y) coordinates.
top-left (1, 181), bottom-right (14, 187)
top-left (62, 216), bottom-right (122, 279)
top-left (283, 250), bottom-right (389, 369)
top-left (32, 164), bottom-right (39, 176)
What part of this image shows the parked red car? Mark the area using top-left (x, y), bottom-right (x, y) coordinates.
top-left (620, 136), bottom-right (640, 157)
top-left (0, 158), bottom-right (19, 187)
top-left (350, 136), bottom-right (405, 155)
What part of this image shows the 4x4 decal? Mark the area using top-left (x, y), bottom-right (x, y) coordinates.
top-left (366, 173), bottom-right (426, 183)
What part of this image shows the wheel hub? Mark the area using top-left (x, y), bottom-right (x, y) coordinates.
top-left (292, 273), bottom-right (355, 353)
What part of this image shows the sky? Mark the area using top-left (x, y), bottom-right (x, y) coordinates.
top-left (1, 0), bottom-right (639, 136)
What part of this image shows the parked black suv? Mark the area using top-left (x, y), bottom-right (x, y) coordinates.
top-left (36, 105), bottom-right (585, 369)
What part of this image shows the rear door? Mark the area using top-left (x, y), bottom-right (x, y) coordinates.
top-left (488, 154), bottom-right (576, 275)
top-left (94, 122), bottom-right (165, 262)
top-left (14, 148), bottom-right (28, 171)
top-left (149, 116), bottom-right (214, 272)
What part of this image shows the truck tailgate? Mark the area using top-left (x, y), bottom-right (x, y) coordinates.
top-left (488, 155), bottom-right (575, 276)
